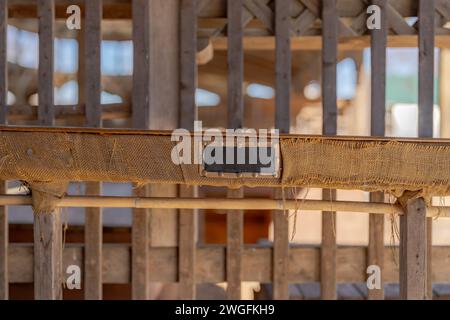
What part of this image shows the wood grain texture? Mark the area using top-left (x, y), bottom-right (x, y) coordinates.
top-left (227, 188), bottom-right (243, 300)
top-left (273, 0), bottom-right (291, 301)
top-left (14, 244), bottom-right (450, 285)
top-left (131, 185), bottom-right (149, 299)
top-left (34, 211), bottom-right (62, 299)
top-left (179, 0), bottom-right (197, 300)
top-left (368, 0), bottom-right (387, 300)
top-left (84, 0), bottom-right (103, 300)
top-left (227, 0), bottom-right (243, 129)
top-left (84, 182), bottom-right (102, 300)
top-left (321, 0), bottom-right (337, 300)
top-left (368, 192), bottom-right (385, 300)
top-left (179, 186), bottom-right (197, 300)
top-left (0, 0), bottom-right (6, 125)
top-left (132, 0), bottom-right (150, 130)
top-left (38, 0), bottom-right (54, 126)
top-left (418, 0), bottom-right (435, 300)
top-left (226, 0), bottom-right (244, 300)
top-left (0, 0), bottom-right (7, 300)
top-left (0, 181), bottom-right (7, 300)
top-left (400, 197), bottom-right (427, 299)
top-left (85, 0), bottom-right (102, 128)
top-left (131, 0), bottom-right (151, 300)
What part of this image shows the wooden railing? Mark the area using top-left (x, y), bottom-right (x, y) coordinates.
top-left (0, 0), bottom-right (447, 300)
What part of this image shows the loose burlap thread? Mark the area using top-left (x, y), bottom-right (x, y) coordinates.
top-left (0, 128), bottom-right (450, 197)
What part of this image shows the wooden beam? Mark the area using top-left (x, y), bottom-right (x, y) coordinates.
top-left (399, 197), bottom-right (428, 299)
top-left (273, 0), bottom-right (291, 301)
top-left (225, 0), bottom-right (244, 300)
top-left (321, 0), bottom-right (338, 301)
top-left (211, 35), bottom-right (450, 51)
top-left (84, 0), bottom-right (103, 300)
top-left (179, 0), bottom-right (197, 300)
top-left (418, 0), bottom-right (435, 300)
top-left (368, 0), bottom-right (387, 300)
top-left (38, 0), bottom-right (54, 126)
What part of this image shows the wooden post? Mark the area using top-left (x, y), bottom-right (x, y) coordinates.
top-left (321, 0), bottom-right (337, 300)
top-left (399, 197), bottom-right (428, 299)
top-left (84, 0), bottom-right (103, 300)
top-left (131, 0), bottom-right (151, 299)
top-left (34, 211), bottom-right (63, 300)
top-left (368, 0), bottom-right (387, 300)
top-left (179, 0), bottom-right (197, 300)
top-left (0, 0), bottom-right (8, 300)
top-left (35, 0), bottom-right (61, 300)
top-left (226, 0), bottom-right (244, 300)
top-left (31, 182), bottom-right (67, 300)
top-left (418, 0), bottom-right (435, 300)
top-left (273, 0), bottom-right (291, 300)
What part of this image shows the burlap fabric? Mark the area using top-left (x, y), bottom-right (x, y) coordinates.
top-left (0, 127), bottom-right (449, 197)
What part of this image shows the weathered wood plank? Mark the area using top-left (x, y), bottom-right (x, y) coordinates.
top-left (37, 0), bottom-right (54, 126)
top-left (273, 0), bottom-right (291, 301)
top-left (131, 0), bottom-right (151, 300)
top-left (399, 197), bottom-right (428, 299)
top-left (84, 183), bottom-right (103, 300)
top-left (132, 0), bottom-right (150, 130)
top-left (418, 0), bottom-right (435, 300)
top-left (85, 0), bottom-right (102, 128)
top-left (368, 0), bottom-right (387, 301)
top-left (179, 0), bottom-right (197, 300)
top-left (131, 185), bottom-right (149, 299)
top-left (11, 244), bottom-right (450, 285)
top-left (227, 0), bottom-right (243, 128)
top-left (84, 0), bottom-right (103, 300)
top-left (225, 0), bottom-right (244, 300)
top-left (227, 188), bottom-right (243, 300)
top-left (418, 0), bottom-right (435, 138)
top-left (34, 211), bottom-right (62, 299)
top-left (0, 0), bottom-right (6, 125)
top-left (321, 0), bottom-right (338, 300)
top-left (0, 0), bottom-right (7, 301)
top-left (0, 181), bottom-right (7, 300)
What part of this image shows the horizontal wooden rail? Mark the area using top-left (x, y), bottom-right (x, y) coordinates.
top-left (1, 195), bottom-right (450, 217)
top-left (7, 244), bottom-right (450, 284)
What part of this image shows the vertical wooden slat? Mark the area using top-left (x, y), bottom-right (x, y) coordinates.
top-left (38, 0), bottom-right (54, 126)
top-left (273, 0), bottom-right (291, 301)
top-left (84, 0), bottom-right (103, 300)
top-left (320, 0), bottom-right (337, 300)
top-left (0, 0), bottom-right (6, 124)
top-left (418, 0), bottom-right (435, 300)
top-left (368, 0), bottom-right (387, 300)
top-left (226, 0), bottom-right (244, 300)
top-left (179, 0), bottom-right (197, 300)
top-left (0, 181), bottom-right (7, 300)
top-left (131, 0), bottom-right (151, 300)
top-left (0, 0), bottom-right (8, 300)
top-left (85, 0), bottom-right (102, 128)
top-left (35, 0), bottom-right (61, 300)
top-left (399, 197), bottom-right (428, 299)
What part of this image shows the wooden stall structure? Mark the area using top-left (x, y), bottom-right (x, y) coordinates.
top-left (0, 0), bottom-right (449, 300)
